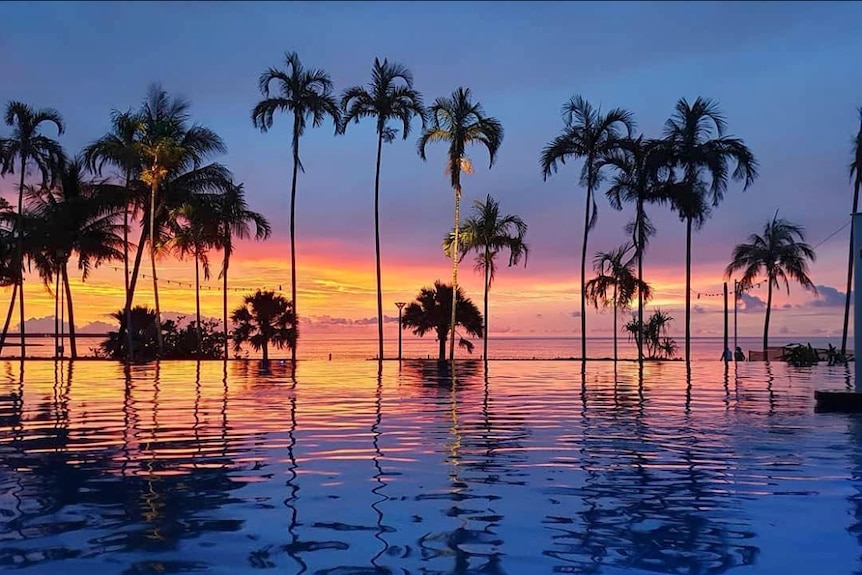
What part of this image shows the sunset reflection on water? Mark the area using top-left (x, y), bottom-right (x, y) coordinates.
top-left (0, 359), bottom-right (859, 574)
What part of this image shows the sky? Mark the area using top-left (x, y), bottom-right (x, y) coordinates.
top-left (0, 1), bottom-right (860, 344)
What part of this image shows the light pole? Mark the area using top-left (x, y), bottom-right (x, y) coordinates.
top-left (733, 279), bottom-right (739, 356)
top-left (395, 302), bottom-right (406, 360)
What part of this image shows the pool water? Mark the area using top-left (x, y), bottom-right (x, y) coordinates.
top-left (0, 359), bottom-right (859, 574)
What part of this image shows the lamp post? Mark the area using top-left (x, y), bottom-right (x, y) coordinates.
top-left (395, 302), bottom-right (406, 360)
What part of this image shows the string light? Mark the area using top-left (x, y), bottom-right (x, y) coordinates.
top-left (101, 265), bottom-right (286, 294)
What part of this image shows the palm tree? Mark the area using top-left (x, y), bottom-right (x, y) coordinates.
top-left (84, 109), bottom-right (145, 360)
top-left (418, 87), bottom-right (503, 362)
top-left (252, 51), bottom-right (341, 363)
top-left (231, 290), bottom-right (297, 362)
top-left (584, 243), bottom-right (651, 362)
top-left (540, 95), bottom-right (634, 364)
top-left (100, 305), bottom-right (160, 361)
top-left (168, 200), bottom-right (219, 351)
top-left (400, 281), bottom-right (483, 361)
top-left (725, 212), bottom-right (816, 352)
top-left (1, 101), bottom-right (65, 357)
top-left (341, 57), bottom-right (426, 361)
top-left (0, 198), bottom-right (20, 352)
top-left (662, 97), bottom-right (758, 363)
top-left (135, 84), bottom-right (228, 357)
top-left (843, 109), bottom-right (862, 355)
top-left (214, 183), bottom-right (271, 360)
top-left (600, 136), bottom-right (666, 363)
top-left (24, 157), bottom-right (125, 358)
top-left (443, 194), bottom-right (527, 361)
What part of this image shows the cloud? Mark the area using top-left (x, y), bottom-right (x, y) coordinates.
top-left (739, 293), bottom-right (765, 312)
top-left (307, 315), bottom-right (377, 327)
top-left (570, 311), bottom-right (581, 318)
top-left (693, 305), bottom-right (706, 314)
top-left (779, 326), bottom-right (790, 334)
top-left (809, 285), bottom-right (847, 308)
top-left (535, 313), bottom-right (543, 318)
top-left (783, 303), bottom-right (792, 309)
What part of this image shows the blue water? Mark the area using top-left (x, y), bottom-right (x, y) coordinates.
top-left (0, 359), bottom-right (859, 574)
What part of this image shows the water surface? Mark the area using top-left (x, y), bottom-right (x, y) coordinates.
top-left (0, 360), bottom-right (859, 574)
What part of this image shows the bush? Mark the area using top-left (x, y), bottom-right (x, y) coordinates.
top-left (101, 306), bottom-right (225, 361)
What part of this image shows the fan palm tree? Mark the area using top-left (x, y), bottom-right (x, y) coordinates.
top-left (100, 305), bottom-right (160, 361)
top-left (540, 95), bottom-right (634, 364)
top-left (1, 101), bottom-right (65, 357)
top-left (443, 194), bottom-right (527, 361)
top-left (214, 183), bottom-right (271, 360)
top-left (418, 87), bottom-right (502, 362)
top-left (84, 109), bottom-right (146, 360)
top-left (662, 97), bottom-right (758, 363)
top-left (231, 289), bottom-right (297, 362)
top-left (341, 57), bottom-right (426, 361)
top-left (24, 157), bottom-right (126, 358)
top-left (400, 280), bottom-right (483, 361)
top-left (135, 84), bottom-right (228, 357)
top-left (584, 243), bottom-right (651, 362)
top-left (843, 109), bottom-right (862, 355)
top-left (725, 212), bottom-right (816, 352)
top-left (168, 200), bottom-right (219, 350)
top-left (600, 136), bottom-right (667, 363)
top-left (252, 51), bottom-right (341, 363)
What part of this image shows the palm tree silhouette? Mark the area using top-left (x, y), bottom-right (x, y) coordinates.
top-left (725, 212), bottom-right (816, 352)
top-left (541, 95), bottom-right (634, 365)
top-left (252, 51), bottom-right (341, 363)
top-left (600, 136), bottom-right (666, 364)
top-left (400, 281), bottom-right (483, 361)
top-left (443, 194), bottom-right (527, 362)
top-left (214, 183), bottom-right (271, 360)
top-left (24, 157), bottom-right (125, 358)
top-left (843, 109), bottom-right (862, 355)
top-left (84, 109), bottom-right (146, 361)
top-left (661, 97), bottom-right (758, 363)
top-left (341, 57), bottom-right (427, 361)
top-left (0, 198), bottom-right (21, 351)
top-left (418, 88), bottom-right (502, 362)
top-left (1, 101), bottom-right (65, 357)
top-left (231, 290), bottom-right (297, 362)
top-left (584, 243), bottom-right (651, 362)
top-left (137, 84), bottom-right (227, 357)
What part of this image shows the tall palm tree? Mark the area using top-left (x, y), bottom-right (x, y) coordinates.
top-left (400, 281), bottom-right (483, 361)
top-left (84, 109), bottom-right (145, 360)
top-left (0, 198), bottom-right (20, 352)
top-left (600, 136), bottom-right (666, 363)
top-left (214, 183), bottom-right (271, 360)
top-left (168, 201), bottom-right (218, 350)
top-left (136, 84), bottom-right (228, 357)
top-left (662, 97), bottom-right (757, 363)
top-left (25, 157), bottom-right (125, 358)
top-left (443, 194), bottom-right (527, 361)
top-left (584, 243), bottom-right (651, 362)
top-left (725, 212), bottom-right (816, 352)
top-left (418, 87), bottom-right (503, 362)
top-left (540, 95), bottom-right (634, 364)
top-left (341, 57), bottom-right (426, 361)
top-left (843, 108), bottom-right (862, 355)
top-left (231, 289), bottom-right (297, 362)
top-left (252, 51), bottom-right (341, 363)
top-left (1, 101), bottom-right (65, 357)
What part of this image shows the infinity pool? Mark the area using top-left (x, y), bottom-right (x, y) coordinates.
top-left (0, 360), bottom-right (859, 574)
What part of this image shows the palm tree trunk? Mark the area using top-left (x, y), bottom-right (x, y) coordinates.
top-left (438, 330), bottom-right (446, 362)
top-left (149, 180), bottom-right (164, 357)
top-left (580, 185), bottom-right (591, 366)
top-left (54, 266), bottom-right (60, 358)
top-left (290, 127), bottom-right (300, 364)
top-left (764, 280), bottom-right (773, 352)
top-left (483, 247), bottom-right (490, 363)
top-left (843, 179), bottom-right (859, 355)
top-left (17, 158), bottom-right (26, 359)
top-left (125, 224), bottom-right (148, 311)
top-left (637, 197), bottom-right (644, 365)
top-left (685, 216), bottom-right (692, 364)
top-left (262, 341), bottom-right (269, 362)
top-left (449, 184), bottom-right (461, 363)
top-left (0, 282), bottom-right (19, 353)
top-left (223, 240), bottom-right (230, 361)
top-left (613, 284), bottom-right (618, 363)
top-left (195, 250), bottom-right (201, 352)
top-left (123, 179), bottom-right (133, 363)
top-left (63, 263), bottom-right (77, 359)
top-left (374, 132), bottom-right (384, 362)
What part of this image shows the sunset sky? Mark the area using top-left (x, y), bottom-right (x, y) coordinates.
top-left (0, 1), bottom-right (860, 341)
